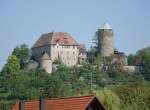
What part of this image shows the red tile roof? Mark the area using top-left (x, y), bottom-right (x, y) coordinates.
top-left (52, 32), bottom-right (77, 45)
top-left (32, 32), bottom-right (77, 48)
top-left (11, 100), bottom-right (40, 110)
top-left (11, 95), bottom-right (106, 110)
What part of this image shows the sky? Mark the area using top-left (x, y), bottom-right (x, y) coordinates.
top-left (0, 0), bottom-right (150, 70)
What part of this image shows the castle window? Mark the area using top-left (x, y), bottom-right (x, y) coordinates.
top-left (66, 46), bottom-right (70, 48)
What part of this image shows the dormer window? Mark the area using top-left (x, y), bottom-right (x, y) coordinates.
top-left (56, 39), bottom-right (60, 43)
top-left (64, 41), bottom-right (69, 44)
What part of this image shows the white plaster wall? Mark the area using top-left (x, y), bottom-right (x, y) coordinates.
top-left (51, 44), bottom-right (79, 67)
top-left (32, 44), bottom-right (79, 67)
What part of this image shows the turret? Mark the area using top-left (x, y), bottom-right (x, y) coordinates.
top-left (40, 52), bottom-right (52, 73)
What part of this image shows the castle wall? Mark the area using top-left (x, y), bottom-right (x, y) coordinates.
top-left (32, 45), bottom-right (51, 61)
top-left (40, 59), bottom-right (52, 73)
top-left (50, 44), bottom-right (79, 67)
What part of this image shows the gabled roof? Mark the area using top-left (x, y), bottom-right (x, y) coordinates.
top-left (32, 32), bottom-right (77, 48)
top-left (11, 95), bottom-right (106, 110)
top-left (100, 22), bottom-right (112, 30)
top-left (33, 32), bottom-right (53, 48)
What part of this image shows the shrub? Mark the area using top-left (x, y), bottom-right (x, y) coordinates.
top-left (96, 89), bottom-right (121, 110)
top-left (114, 83), bottom-right (150, 110)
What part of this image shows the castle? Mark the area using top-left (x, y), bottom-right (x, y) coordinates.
top-left (27, 23), bottom-right (136, 73)
top-left (27, 32), bottom-right (86, 73)
top-left (97, 23), bottom-right (136, 72)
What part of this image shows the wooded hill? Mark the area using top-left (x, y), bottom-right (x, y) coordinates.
top-left (0, 44), bottom-right (150, 110)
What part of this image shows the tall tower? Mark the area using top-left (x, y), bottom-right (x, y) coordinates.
top-left (98, 22), bottom-right (114, 57)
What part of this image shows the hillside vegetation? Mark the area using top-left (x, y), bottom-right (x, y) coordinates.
top-left (0, 44), bottom-right (150, 110)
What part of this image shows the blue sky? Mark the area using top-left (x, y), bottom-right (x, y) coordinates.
top-left (0, 0), bottom-right (150, 70)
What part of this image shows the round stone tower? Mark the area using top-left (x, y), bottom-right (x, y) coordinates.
top-left (40, 52), bottom-right (52, 74)
top-left (98, 22), bottom-right (114, 57)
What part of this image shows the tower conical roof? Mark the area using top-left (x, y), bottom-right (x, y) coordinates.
top-left (40, 52), bottom-right (51, 60)
top-left (100, 22), bottom-right (112, 29)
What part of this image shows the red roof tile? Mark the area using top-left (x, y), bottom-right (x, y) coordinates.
top-left (11, 95), bottom-right (106, 110)
top-left (32, 32), bottom-right (77, 48)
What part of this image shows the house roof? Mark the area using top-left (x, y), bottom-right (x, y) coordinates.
top-left (78, 44), bottom-right (86, 50)
top-left (11, 95), bottom-right (106, 110)
top-left (32, 32), bottom-right (77, 48)
top-left (78, 44), bottom-right (86, 53)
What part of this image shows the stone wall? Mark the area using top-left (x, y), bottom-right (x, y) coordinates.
top-left (40, 59), bottom-right (52, 74)
top-left (32, 45), bottom-right (51, 61)
top-left (123, 65), bottom-right (136, 72)
top-left (99, 29), bottom-right (114, 57)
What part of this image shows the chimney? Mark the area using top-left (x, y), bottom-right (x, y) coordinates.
top-left (40, 96), bottom-right (45, 110)
top-left (19, 100), bottom-right (24, 110)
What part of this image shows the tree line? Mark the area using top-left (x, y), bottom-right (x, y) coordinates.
top-left (0, 44), bottom-right (150, 110)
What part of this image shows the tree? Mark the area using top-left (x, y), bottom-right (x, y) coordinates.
top-left (127, 46), bottom-right (150, 80)
top-left (127, 54), bottom-right (135, 65)
top-left (92, 29), bottom-right (100, 55)
top-left (12, 44), bottom-right (30, 69)
top-left (96, 89), bottom-right (121, 110)
top-left (94, 53), bottom-right (102, 66)
top-left (114, 83), bottom-right (150, 110)
top-left (2, 55), bottom-right (20, 74)
top-left (137, 48), bottom-right (150, 80)
top-left (0, 100), bottom-right (13, 110)
top-left (53, 59), bottom-right (61, 64)
top-left (43, 75), bottom-right (69, 98)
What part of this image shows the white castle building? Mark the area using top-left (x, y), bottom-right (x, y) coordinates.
top-left (29, 32), bottom-right (86, 73)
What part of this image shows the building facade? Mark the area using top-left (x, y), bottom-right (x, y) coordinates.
top-left (78, 44), bottom-right (87, 63)
top-left (31, 32), bottom-right (79, 73)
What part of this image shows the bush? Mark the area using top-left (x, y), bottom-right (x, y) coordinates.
top-left (114, 83), bottom-right (150, 110)
top-left (96, 89), bottom-right (121, 110)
